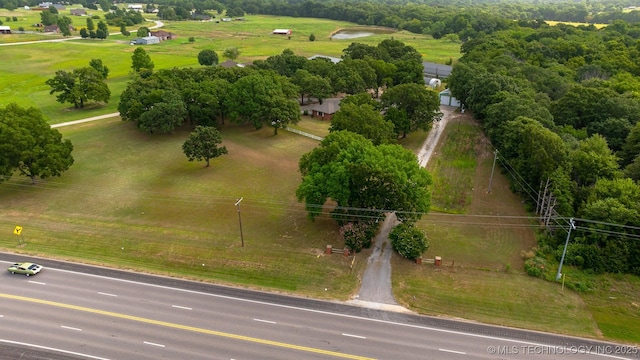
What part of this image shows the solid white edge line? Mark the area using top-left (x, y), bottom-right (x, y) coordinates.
top-left (253, 318), bottom-right (277, 324)
top-left (143, 341), bottom-right (166, 348)
top-left (98, 292), bottom-right (118, 297)
top-left (171, 305), bottom-right (192, 310)
top-left (439, 348), bottom-right (466, 355)
top-left (0, 339), bottom-right (110, 360)
top-left (342, 333), bottom-right (366, 339)
top-left (28, 281), bottom-right (46, 285)
top-left (12, 264), bottom-right (634, 360)
top-left (60, 326), bottom-right (82, 331)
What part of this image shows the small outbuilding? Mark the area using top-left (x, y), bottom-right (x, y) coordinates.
top-left (424, 77), bottom-right (442, 89)
top-left (70, 8), bottom-right (86, 16)
top-left (439, 89), bottom-right (460, 107)
top-left (133, 36), bottom-right (160, 45)
top-left (0, 25), bottom-right (11, 34)
top-left (150, 30), bottom-right (175, 41)
top-left (273, 29), bottom-right (292, 35)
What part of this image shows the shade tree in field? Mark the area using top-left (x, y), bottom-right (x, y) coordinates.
top-left (89, 59), bottom-right (109, 79)
top-left (57, 16), bottom-right (72, 36)
top-left (223, 47), bottom-right (240, 60)
top-left (198, 49), bottom-right (219, 66)
top-left (96, 20), bottom-right (109, 39)
top-left (297, 131), bottom-right (431, 224)
top-left (0, 103), bottom-right (74, 184)
top-left (136, 26), bottom-right (150, 37)
top-left (46, 67), bottom-right (111, 109)
top-left (182, 126), bottom-right (228, 167)
top-left (131, 47), bottom-right (154, 76)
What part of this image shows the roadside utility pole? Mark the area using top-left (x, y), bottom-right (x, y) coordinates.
top-left (235, 197), bottom-right (244, 247)
top-left (555, 218), bottom-right (576, 281)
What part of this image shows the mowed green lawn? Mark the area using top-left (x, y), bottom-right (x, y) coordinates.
top-left (0, 117), bottom-right (365, 298)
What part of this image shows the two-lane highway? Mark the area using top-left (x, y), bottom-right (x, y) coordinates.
top-left (1, 257), bottom-right (637, 360)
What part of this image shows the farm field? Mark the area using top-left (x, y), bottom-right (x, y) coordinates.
top-left (0, 8), bottom-right (638, 344)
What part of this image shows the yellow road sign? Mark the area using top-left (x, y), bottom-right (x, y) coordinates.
top-left (13, 226), bottom-right (23, 235)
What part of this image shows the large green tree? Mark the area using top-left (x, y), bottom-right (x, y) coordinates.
top-left (131, 47), bottom-right (154, 74)
top-left (329, 102), bottom-right (395, 145)
top-left (297, 131), bottom-right (431, 223)
top-left (228, 72), bottom-right (300, 134)
top-left (381, 83), bottom-right (441, 137)
top-left (198, 49), bottom-right (219, 66)
top-left (0, 103), bottom-right (74, 184)
top-left (182, 126), bottom-right (228, 167)
top-left (46, 67), bottom-right (111, 109)
top-left (136, 90), bottom-right (186, 134)
top-left (291, 69), bottom-right (332, 105)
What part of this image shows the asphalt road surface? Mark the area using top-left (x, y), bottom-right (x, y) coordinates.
top-left (1, 256), bottom-right (637, 360)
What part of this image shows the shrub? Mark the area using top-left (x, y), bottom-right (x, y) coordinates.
top-left (524, 256), bottom-right (548, 278)
top-left (389, 223), bottom-right (428, 260)
top-left (340, 221), bottom-right (376, 252)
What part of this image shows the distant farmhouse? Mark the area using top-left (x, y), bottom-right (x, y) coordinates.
top-left (219, 60), bottom-right (246, 68)
top-left (70, 8), bottom-right (86, 16)
top-left (272, 29), bottom-right (292, 35)
top-left (0, 25), bottom-right (11, 34)
top-left (150, 30), bottom-right (175, 41)
top-left (127, 4), bottom-right (143, 11)
top-left (38, 2), bottom-right (65, 11)
top-left (44, 24), bottom-right (74, 33)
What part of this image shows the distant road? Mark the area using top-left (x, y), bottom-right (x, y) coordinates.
top-left (0, 20), bottom-right (163, 47)
top-left (51, 113), bottom-right (120, 128)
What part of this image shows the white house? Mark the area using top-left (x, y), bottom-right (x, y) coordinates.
top-left (272, 29), bottom-right (292, 35)
top-left (0, 25), bottom-right (11, 34)
top-left (127, 4), bottom-right (143, 11)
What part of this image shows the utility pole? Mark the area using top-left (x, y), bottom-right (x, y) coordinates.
top-left (487, 149), bottom-right (498, 193)
top-left (235, 197), bottom-right (244, 247)
top-left (555, 218), bottom-right (576, 281)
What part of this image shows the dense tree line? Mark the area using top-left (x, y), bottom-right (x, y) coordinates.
top-left (119, 40), bottom-right (426, 135)
top-left (447, 21), bottom-right (640, 275)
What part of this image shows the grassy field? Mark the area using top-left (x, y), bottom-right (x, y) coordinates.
top-left (0, 11), bottom-right (460, 123)
top-left (1, 9), bottom-right (638, 345)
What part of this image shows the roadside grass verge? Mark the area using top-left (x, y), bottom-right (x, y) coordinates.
top-left (392, 263), bottom-right (599, 337)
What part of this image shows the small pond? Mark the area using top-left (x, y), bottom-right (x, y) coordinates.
top-left (331, 31), bottom-right (374, 40)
